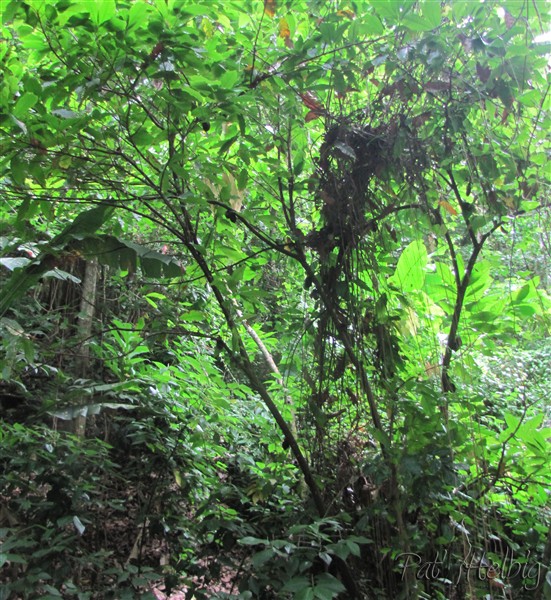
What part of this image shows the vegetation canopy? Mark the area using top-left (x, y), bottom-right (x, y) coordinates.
top-left (0, 1), bottom-right (550, 599)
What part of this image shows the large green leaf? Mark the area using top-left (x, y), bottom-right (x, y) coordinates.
top-left (74, 236), bottom-right (184, 278)
top-left (390, 240), bottom-right (428, 292)
top-left (0, 204), bottom-right (114, 316)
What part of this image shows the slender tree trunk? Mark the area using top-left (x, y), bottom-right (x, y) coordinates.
top-left (72, 258), bottom-right (98, 437)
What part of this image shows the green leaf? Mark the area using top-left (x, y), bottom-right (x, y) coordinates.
top-left (128, 1), bottom-right (149, 28)
top-left (10, 156), bottom-right (28, 186)
top-left (401, 14), bottom-right (428, 31)
top-left (351, 17), bottom-right (384, 36)
top-left (238, 536), bottom-right (268, 546)
top-left (422, 0), bottom-right (442, 28)
top-left (0, 205), bottom-right (115, 317)
top-left (51, 108), bottom-right (80, 119)
top-left (219, 135), bottom-right (239, 154)
top-left (326, 542), bottom-right (348, 561)
top-left (251, 548), bottom-right (275, 567)
top-left (390, 240), bottom-right (428, 292)
top-left (543, 570), bottom-right (551, 600)
top-left (517, 89), bottom-right (542, 107)
top-left (514, 303), bottom-right (537, 317)
top-left (181, 310), bottom-right (206, 323)
top-left (55, 204), bottom-right (115, 243)
top-left (48, 402), bottom-right (137, 420)
top-left (73, 235), bottom-right (182, 279)
top-left (465, 261), bottom-right (492, 296)
top-left (314, 573), bottom-right (346, 599)
top-left (73, 515), bottom-right (85, 535)
top-left (372, 428), bottom-right (391, 449)
top-left (41, 586), bottom-right (62, 597)
top-left (370, 0), bottom-right (401, 22)
top-left (237, 168), bottom-right (248, 190)
top-left (90, 0), bottom-right (116, 25)
top-left (13, 92), bottom-right (38, 118)
top-left (0, 257), bottom-right (30, 272)
top-left (282, 577), bottom-right (311, 593)
top-left (345, 540), bottom-right (361, 557)
top-left (220, 70), bottom-right (239, 89)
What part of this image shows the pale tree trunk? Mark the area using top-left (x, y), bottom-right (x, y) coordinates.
top-left (72, 258), bottom-right (98, 437)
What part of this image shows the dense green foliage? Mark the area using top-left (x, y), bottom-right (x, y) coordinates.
top-left (1, 1), bottom-right (550, 598)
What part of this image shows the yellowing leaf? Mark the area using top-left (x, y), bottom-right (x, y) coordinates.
top-left (223, 171), bottom-right (244, 212)
top-left (503, 196), bottom-right (516, 211)
top-left (201, 18), bottom-right (214, 37)
top-left (59, 155), bottom-right (72, 169)
top-left (264, 0), bottom-right (276, 17)
top-left (440, 200), bottom-right (458, 216)
top-left (279, 17), bottom-right (290, 39)
top-left (337, 9), bottom-right (355, 19)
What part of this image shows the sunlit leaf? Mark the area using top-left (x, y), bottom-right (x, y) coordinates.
top-left (90, 0), bottom-right (116, 25)
top-left (13, 92), bottom-right (38, 117)
top-left (390, 240), bottom-right (428, 292)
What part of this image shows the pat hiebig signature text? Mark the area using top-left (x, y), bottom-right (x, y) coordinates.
top-left (398, 544), bottom-right (541, 591)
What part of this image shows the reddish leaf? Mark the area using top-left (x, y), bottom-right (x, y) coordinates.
top-left (300, 91), bottom-right (323, 111)
top-left (489, 575), bottom-right (505, 589)
top-left (440, 200), bottom-right (458, 216)
top-left (412, 111), bottom-right (431, 128)
top-left (381, 81), bottom-right (398, 96)
top-left (264, 0), bottom-right (276, 17)
top-left (504, 9), bottom-right (515, 29)
top-left (30, 138), bottom-right (47, 154)
top-left (424, 80), bottom-right (448, 93)
top-left (149, 42), bottom-right (165, 61)
top-left (457, 33), bottom-right (472, 52)
top-left (320, 190), bottom-right (336, 205)
top-left (476, 62), bottom-right (491, 84)
top-left (382, 80), bottom-right (414, 97)
top-left (305, 110), bottom-right (323, 122)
